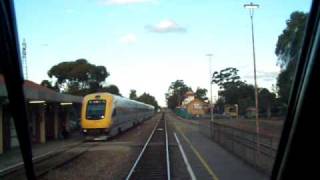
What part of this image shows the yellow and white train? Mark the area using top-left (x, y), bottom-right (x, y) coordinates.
top-left (81, 93), bottom-right (154, 138)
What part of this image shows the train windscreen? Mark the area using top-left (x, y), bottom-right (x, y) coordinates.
top-left (86, 100), bottom-right (106, 120)
top-left (2, 0), bottom-right (313, 179)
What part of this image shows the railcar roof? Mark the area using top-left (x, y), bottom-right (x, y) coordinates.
top-left (84, 92), bottom-right (154, 109)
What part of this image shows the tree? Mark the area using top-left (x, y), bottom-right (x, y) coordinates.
top-left (166, 93), bottom-right (178, 110)
top-left (129, 89), bottom-right (137, 100)
top-left (212, 67), bottom-right (241, 89)
top-left (212, 67), bottom-right (255, 115)
top-left (99, 84), bottom-right (121, 96)
top-left (212, 67), bottom-right (278, 116)
top-left (194, 87), bottom-right (208, 101)
top-left (275, 11), bottom-right (308, 104)
top-left (277, 61), bottom-right (296, 103)
top-left (221, 82), bottom-right (255, 115)
top-left (214, 97), bottom-right (225, 114)
top-left (136, 92), bottom-right (159, 111)
top-left (48, 59), bottom-right (110, 95)
top-left (40, 80), bottom-right (59, 92)
top-left (259, 88), bottom-right (276, 118)
top-left (165, 80), bottom-right (191, 109)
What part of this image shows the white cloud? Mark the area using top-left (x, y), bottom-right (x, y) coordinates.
top-left (146, 19), bottom-right (186, 33)
top-left (102, 0), bottom-right (155, 5)
top-left (119, 33), bottom-right (137, 44)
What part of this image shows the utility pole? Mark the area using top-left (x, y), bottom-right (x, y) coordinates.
top-left (244, 2), bottom-right (261, 160)
top-left (22, 38), bottom-right (28, 80)
top-left (207, 53), bottom-right (214, 137)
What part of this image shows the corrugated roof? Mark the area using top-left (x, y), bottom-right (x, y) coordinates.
top-left (0, 75), bottom-right (82, 103)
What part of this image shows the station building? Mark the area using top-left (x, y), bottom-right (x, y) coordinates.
top-left (180, 91), bottom-right (208, 118)
top-left (0, 75), bottom-right (82, 154)
top-left (185, 99), bottom-right (207, 117)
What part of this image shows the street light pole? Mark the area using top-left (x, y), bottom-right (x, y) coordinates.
top-left (244, 2), bottom-right (260, 160)
top-left (207, 54), bottom-right (214, 137)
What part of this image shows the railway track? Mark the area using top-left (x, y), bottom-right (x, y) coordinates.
top-left (0, 141), bottom-right (101, 179)
top-left (37, 142), bottom-right (102, 177)
top-left (1, 115), bottom-right (162, 179)
top-left (126, 112), bottom-right (170, 180)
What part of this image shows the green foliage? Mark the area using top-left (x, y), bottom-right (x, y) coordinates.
top-left (129, 89), bottom-right (137, 100)
top-left (259, 88), bottom-right (276, 118)
top-left (212, 67), bottom-right (277, 116)
top-left (165, 80), bottom-right (191, 109)
top-left (212, 67), bottom-right (241, 89)
top-left (47, 59), bottom-right (110, 96)
top-left (166, 93), bottom-right (178, 110)
top-left (99, 84), bottom-right (121, 96)
top-left (40, 80), bottom-right (59, 92)
top-left (194, 87), bottom-right (208, 101)
top-left (214, 97), bottom-right (225, 114)
top-left (275, 12), bottom-right (308, 68)
top-left (219, 81), bottom-right (255, 115)
top-left (275, 11), bottom-right (308, 104)
top-left (276, 60), bottom-right (297, 104)
top-left (136, 92), bottom-right (159, 111)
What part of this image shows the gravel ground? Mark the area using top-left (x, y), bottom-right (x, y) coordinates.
top-left (37, 113), bottom-right (162, 180)
top-left (195, 118), bottom-right (284, 139)
top-left (42, 145), bottom-right (139, 180)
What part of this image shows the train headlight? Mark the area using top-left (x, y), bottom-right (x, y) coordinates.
top-left (83, 129), bottom-right (87, 133)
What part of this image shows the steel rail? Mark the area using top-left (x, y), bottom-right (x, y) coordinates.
top-left (165, 114), bottom-right (171, 180)
top-left (125, 117), bottom-right (162, 180)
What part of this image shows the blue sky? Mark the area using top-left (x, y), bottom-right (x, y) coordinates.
top-left (14, 0), bottom-right (312, 106)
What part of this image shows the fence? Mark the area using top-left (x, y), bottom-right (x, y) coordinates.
top-left (175, 108), bottom-right (192, 119)
top-left (210, 121), bottom-right (278, 175)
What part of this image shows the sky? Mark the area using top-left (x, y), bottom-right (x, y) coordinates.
top-left (14, 0), bottom-right (312, 106)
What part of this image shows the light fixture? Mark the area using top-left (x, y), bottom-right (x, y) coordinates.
top-left (60, 102), bottom-right (73, 106)
top-left (244, 2), bottom-right (259, 9)
top-left (29, 100), bottom-right (45, 104)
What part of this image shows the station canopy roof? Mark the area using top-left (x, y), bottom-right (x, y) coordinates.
top-left (0, 75), bottom-right (82, 103)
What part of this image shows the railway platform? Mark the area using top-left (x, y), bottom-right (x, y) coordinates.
top-left (168, 112), bottom-right (268, 180)
top-left (0, 131), bottom-right (83, 176)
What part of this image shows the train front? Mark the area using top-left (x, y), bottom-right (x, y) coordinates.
top-left (81, 93), bottom-right (113, 139)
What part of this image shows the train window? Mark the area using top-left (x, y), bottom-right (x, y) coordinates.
top-left (86, 100), bottom-right (106, 120)
top-left (112, 109), bottom-right (117, 117)
top-left (1, 0), bottom-right (315, 180)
